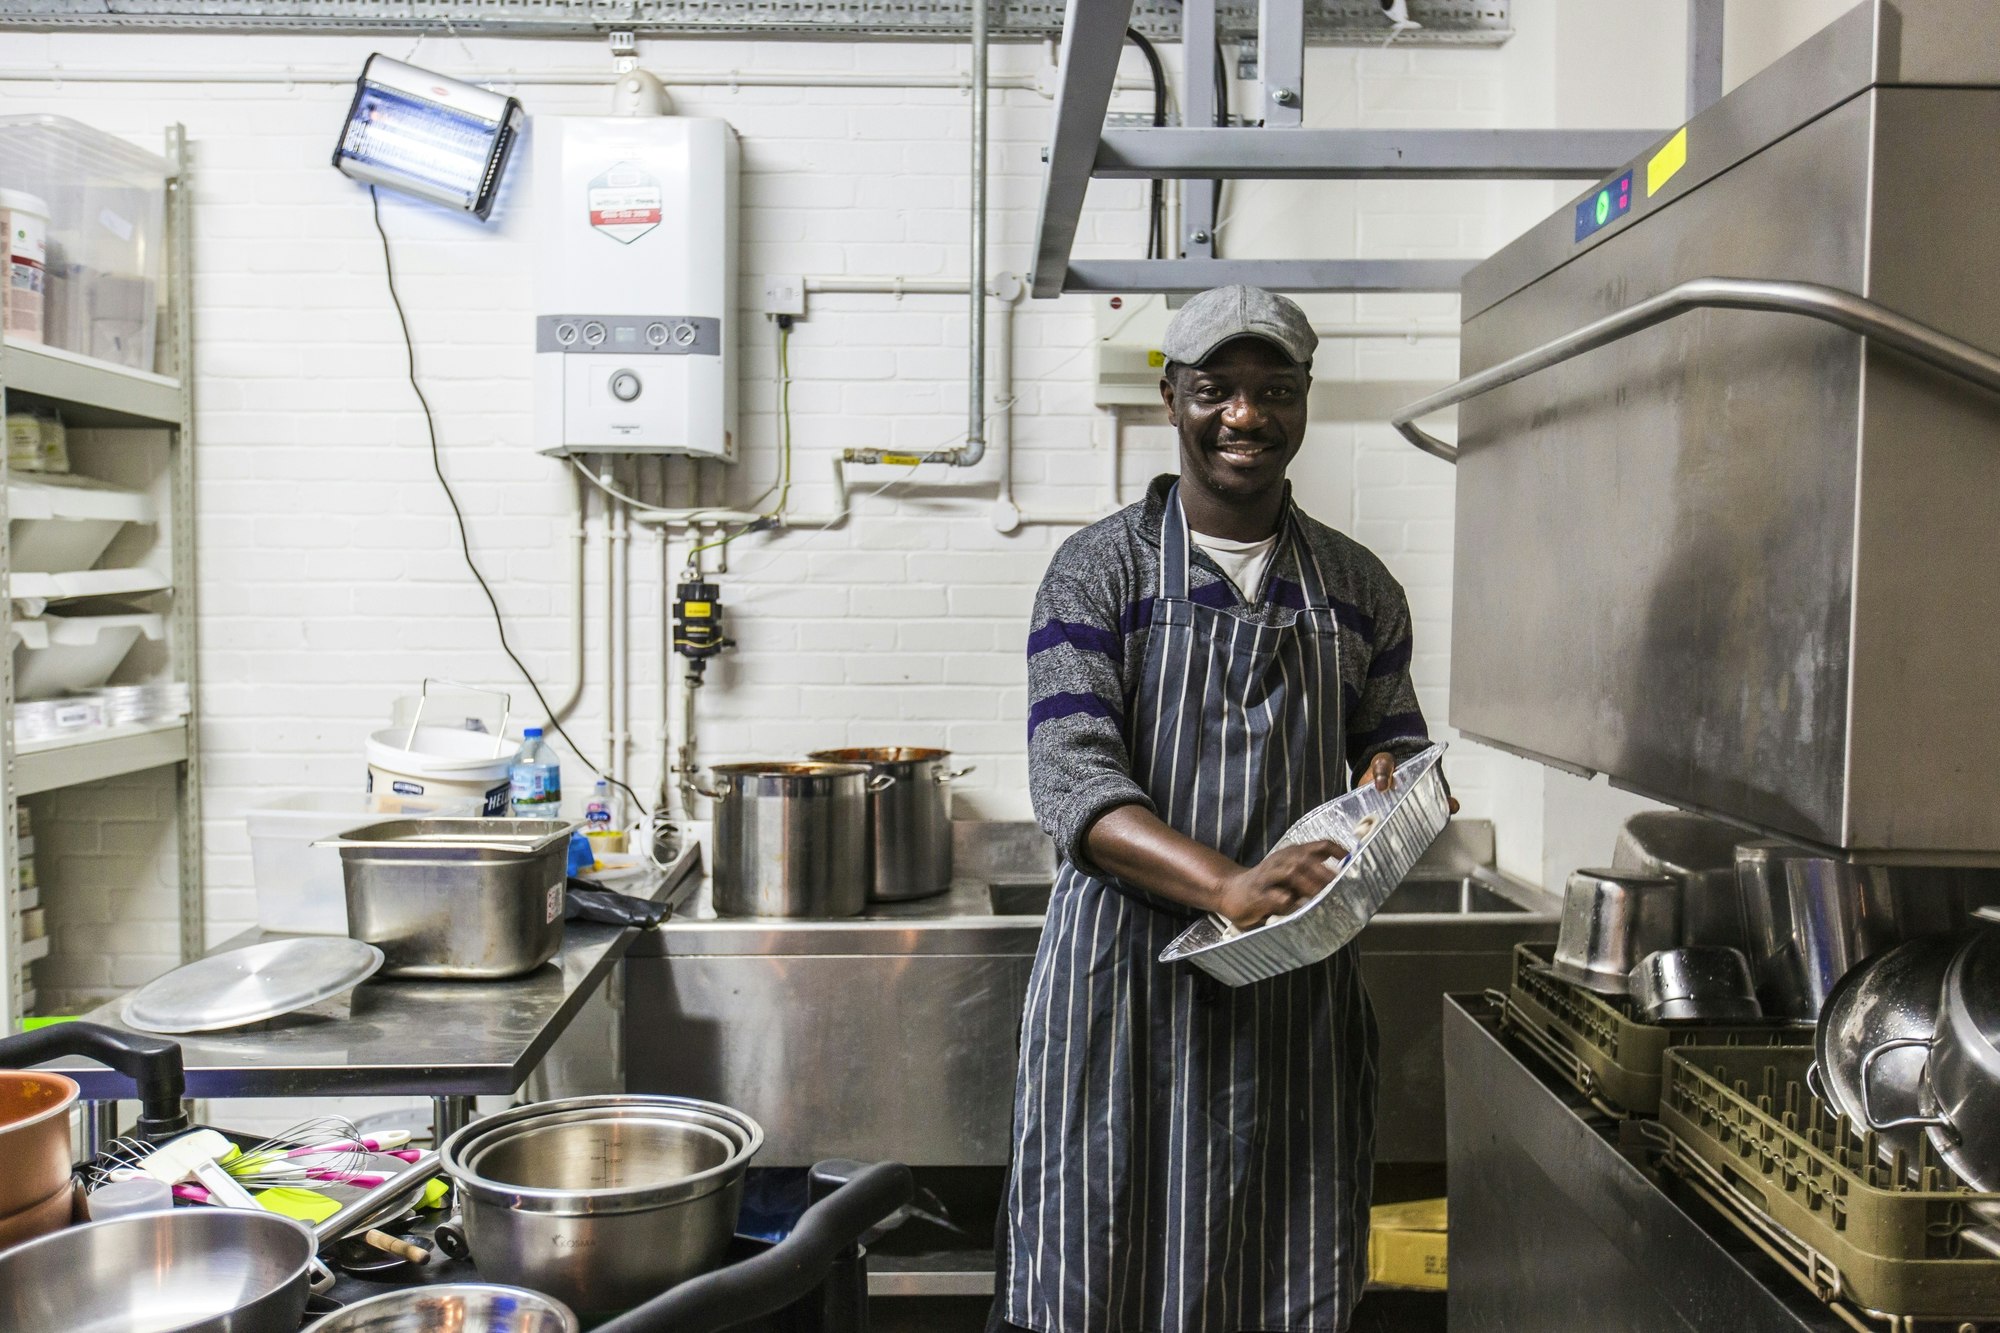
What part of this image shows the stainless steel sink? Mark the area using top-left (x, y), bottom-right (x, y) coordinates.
top-left (1376, 876), bottom-right (1530, 914)
top-left (986, 880), bottom-right (1052, 916)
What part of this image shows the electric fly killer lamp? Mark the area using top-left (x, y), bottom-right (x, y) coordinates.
top-left (333, 55), bottom-right (524, 220)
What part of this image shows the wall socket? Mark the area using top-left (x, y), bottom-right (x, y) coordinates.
top-left (762, 274), bottom-right (806, 317)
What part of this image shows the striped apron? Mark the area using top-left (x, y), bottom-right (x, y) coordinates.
top-left (999, 484), bottom-right (1378, 1333)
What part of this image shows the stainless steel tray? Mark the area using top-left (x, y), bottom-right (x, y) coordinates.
top-left (1159, 744), bottom-right (1451, 987)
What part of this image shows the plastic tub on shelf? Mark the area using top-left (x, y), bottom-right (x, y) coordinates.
top-left (0, 115), bottom-right (168, 372)
top-left (247, 790), bottom-right (483, 936)
top-left (7, 474), bottom-right (156, 574)
top-left (9, 609), bottom-right (162, 700)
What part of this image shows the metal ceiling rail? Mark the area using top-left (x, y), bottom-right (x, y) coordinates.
top-left (1094, 128), bottom-right (1670, 180)
top-left (0, 0), bottom-right (1514, 42)
top-left (1030, 0), bottom-right (1712, 299)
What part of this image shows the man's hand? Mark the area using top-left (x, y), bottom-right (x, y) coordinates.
top-left (1356, 751), bottom-right (1461, 814)
top-left (1210, 839), bottom-right (1348, 931)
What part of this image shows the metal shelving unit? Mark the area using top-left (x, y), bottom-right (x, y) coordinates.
top-left (0, 124), bottom-right (201, 1028)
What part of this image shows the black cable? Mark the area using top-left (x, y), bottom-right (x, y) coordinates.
top-left (368, 186), bottom-right (649, 820)
top-left (1211, 50), bottom-right (1229, 258)
top-left (1126, 28), bottom-right (1168, 259)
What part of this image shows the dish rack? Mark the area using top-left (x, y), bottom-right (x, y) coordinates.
top-left (1654, 1046), bottom-right (2000, 1326)
top-left (1500, 942), bottom-right (1811, 1117)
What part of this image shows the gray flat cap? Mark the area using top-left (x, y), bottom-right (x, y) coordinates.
top-left (1160, 284), bottom-right (1317, 367)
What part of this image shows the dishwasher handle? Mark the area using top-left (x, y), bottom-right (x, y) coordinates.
top-left (1391, 276), bottom-right (2000, 464)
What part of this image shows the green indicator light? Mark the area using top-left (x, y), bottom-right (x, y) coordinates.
top-left (1595, 191), bottom-right (1610, 225)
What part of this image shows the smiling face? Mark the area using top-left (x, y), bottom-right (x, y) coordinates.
top-left (1161, 336), bottom-right (1312, 538)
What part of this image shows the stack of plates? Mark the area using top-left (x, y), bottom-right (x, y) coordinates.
top-left (97, 681), bottom-right (190, 726)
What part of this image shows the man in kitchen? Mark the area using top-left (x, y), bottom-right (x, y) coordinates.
top-left (994, 285), bottom-right (1440, 1333)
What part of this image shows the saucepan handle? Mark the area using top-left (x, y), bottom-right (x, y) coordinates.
top-left (1857, 1037), bottom-right (1950, 1131)
top-left (935, 765), bottom-right (976, 784)
top-left (868, 773), bottom-right (897, 792)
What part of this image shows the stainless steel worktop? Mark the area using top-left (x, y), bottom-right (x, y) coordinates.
top-left (46, 874), bottom-right (674, 1105)
top-left (626, 820), bottom-right (1558, 1167)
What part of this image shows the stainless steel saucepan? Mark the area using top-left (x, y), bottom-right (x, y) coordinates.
top-left (692, 762), bottom-right (883, 917)
top-left (809, 747), bottom-right (973, 903)
top-left (439, 1094), bottom-right (763, 1317)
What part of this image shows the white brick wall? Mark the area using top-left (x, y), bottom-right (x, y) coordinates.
top-left (1, 3), bottom-right (1632, 1013)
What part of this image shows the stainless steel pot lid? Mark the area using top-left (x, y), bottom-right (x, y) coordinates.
top-left (123, 938), bottom-right (385, 1034)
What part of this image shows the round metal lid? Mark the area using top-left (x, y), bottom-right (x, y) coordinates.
top-left (123, 937), bottom-right (384, 1034)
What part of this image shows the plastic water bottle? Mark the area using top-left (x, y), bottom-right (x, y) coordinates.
top-left (583, 775), bottom-right (626, 854)
top-left (509, 727), bottom-right (561, 819)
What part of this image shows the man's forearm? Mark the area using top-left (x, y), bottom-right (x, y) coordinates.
top-left (1083, 804), bottom-right (1238, 914)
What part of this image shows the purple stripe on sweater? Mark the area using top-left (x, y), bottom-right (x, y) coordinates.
top-left (1367, 636), bottom-right (1412, 679)
top-left (1347, 711), bottom-right (1430, 752)
top-left (1027, 691), bottom-right (1124, 737)
top-left (1027, 619), bottom-right (1123, 664)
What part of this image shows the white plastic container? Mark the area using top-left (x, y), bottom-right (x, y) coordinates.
top-left (7, 474), bottom-right (155, 574)
top-left (0, 116), bottom-right (168, 371)
top-left (0, 187), bottom-right (49, 343)
top-left (366, 725), bottom-right (514, 816)
top-left (248, 790), bottom-right (480, 935)
top-left (10, 609), bottom-right (163, 700)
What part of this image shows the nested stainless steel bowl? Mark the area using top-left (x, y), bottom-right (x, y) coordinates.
top-left (1926, 928), bottom-right (2000, 1191)
top-left (440, 1094), bottom-right (763, 1317)
top-left (705, 762), bottom-right (875, 918)
top-left (0, 1208), bottom-right (316, 1333)
top-left (321, 819), bottom-right (574, 979)
top-left (1628, 946), bottom-right (1761, 1022)
top-left (1551, 868), bottom-right (1681, 995)
top-left (808, 747), bottom-right (969, 903)
top-left (304, 1283), bottom-right (578, 1332)
top-left (1813, 932), bottom-right (1967, 1169)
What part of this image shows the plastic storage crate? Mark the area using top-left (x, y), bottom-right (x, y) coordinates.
top-left (1502, 942), bottom-right (1811, 1116)
top-left (0, 115), bottom-right (168, 372)
top-left (1659, 1045), bottom-right (2000, 1320)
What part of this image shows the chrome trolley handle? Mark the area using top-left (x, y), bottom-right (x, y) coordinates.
top-left (1391, 277), bottom-right (2000, 464)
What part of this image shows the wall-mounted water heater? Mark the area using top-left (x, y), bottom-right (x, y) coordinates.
top-left (534, 114), bottom-right (738, 459)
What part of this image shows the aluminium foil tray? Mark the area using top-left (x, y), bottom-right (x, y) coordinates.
top-left (1159, 743), bottom-right (1450, 987)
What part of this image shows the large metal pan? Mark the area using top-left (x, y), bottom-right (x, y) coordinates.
top-left (0, 1208), bottom-right (316, 1332)
top-left (1812, 932), bottom-right (1969, 1170)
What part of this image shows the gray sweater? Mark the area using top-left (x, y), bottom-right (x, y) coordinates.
top-left (1027, 474), bottom-right (1434, 874)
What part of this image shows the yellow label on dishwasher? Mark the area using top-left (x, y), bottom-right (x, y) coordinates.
top-left (1647, 127), bottom-right (1689, 197)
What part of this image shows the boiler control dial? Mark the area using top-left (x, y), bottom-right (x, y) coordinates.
top-left (583, 321), bottom-right (607, 346)
top-left (609, 369), bottom-right (643, 402)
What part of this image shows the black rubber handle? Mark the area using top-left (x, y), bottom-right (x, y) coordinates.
top-left (0, 1020), bottom-right (188, 1140)
top-left (595, 1160), bottom-right (915, 1333)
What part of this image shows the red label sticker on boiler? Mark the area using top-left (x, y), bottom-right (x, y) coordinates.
top-left (587, 161), bottom-right (663, 244)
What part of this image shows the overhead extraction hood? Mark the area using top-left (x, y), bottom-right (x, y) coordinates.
top-left (1395, 0), bottom-right (2000, 864)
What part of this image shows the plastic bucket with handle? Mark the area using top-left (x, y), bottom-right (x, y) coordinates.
top-left (367, 725), bottom-right (512, 815)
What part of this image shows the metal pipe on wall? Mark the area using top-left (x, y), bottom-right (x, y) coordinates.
top-left (548, 465), bottom-right (590, 724)
top-left (967, 0), bottom-right (989, 465)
